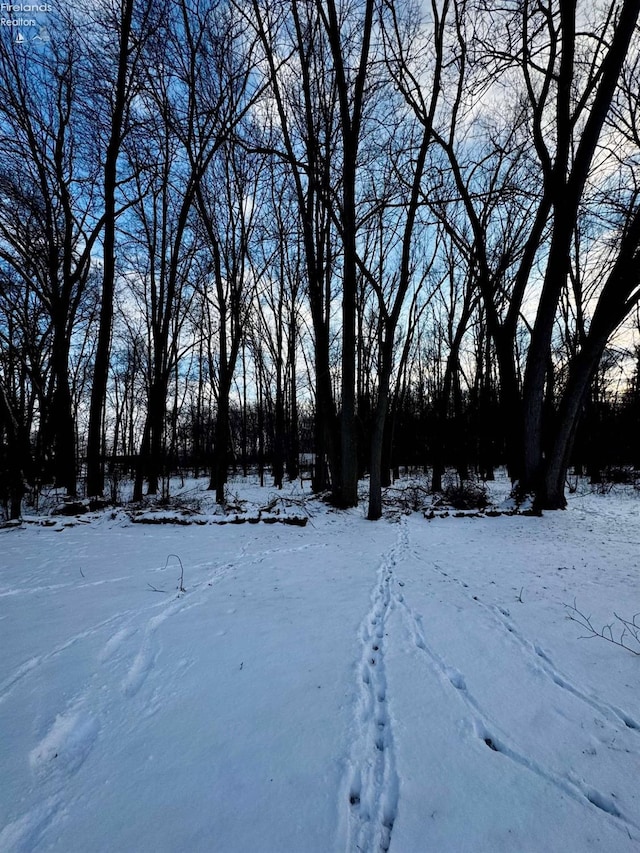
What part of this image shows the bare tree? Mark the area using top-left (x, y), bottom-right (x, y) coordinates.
top-left (363, 0), bottom-right (447, 518)
top-left (0, 24), bottom-right (105, 496)
top-left (247, 0), bottom-right (342, 494)
top-left (126, 0), bottom-right (260, 500)
top-left (196, 141), bottom-right (265, 503)
top-left (419, 0), bottom-right (640, 507)
top-left (85, 0), bottom-right (156, 497)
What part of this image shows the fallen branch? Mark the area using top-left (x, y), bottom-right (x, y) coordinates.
top-left (565, 600), bottom-right (640, 656)
top-left (161, 554), bottom-right (186, 593)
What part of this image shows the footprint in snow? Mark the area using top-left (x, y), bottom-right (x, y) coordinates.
top-left (0, 795), bottom-right (62, 853)
top-left (98, 626), bottom-right (137, 663)
top-left (445, 667), bottom-right (466, 691)
top-left (30, 709), bottom-right (99, 781)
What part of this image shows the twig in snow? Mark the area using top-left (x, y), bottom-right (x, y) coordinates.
top-left (565, 599), bottom-right (640, 656)
top-left (162, 553), bottom-right (186, 593)
top-left (147, 583), bottom-right (167, 593)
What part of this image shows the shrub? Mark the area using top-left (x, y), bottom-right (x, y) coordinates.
top-left (438, 476), bottom-right (489, 510)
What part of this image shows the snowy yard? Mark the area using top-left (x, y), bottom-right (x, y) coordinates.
top-left (1, 478), bottom-right (639, 852)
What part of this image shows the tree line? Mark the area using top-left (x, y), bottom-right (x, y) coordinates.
top-left (1, 0), bottom-right (640, 521)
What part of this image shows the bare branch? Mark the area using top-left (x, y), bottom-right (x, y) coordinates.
top-left (565, 599), bottom-right (640, 656)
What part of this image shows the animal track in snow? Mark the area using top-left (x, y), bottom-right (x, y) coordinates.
top-left (3, 542), bottom-right (321, 708)
top-left (485, 604), bottom-right (640, 734)
top-left (0, 795), bottom-right (62, 853)
top-left (98, 626), bottom-right (137, 663)
top-left (341, 520), bottom-right (407, 853)
top-left (0, 610), bottom-right (137, 706)
top-left (121, 598), bottom-right (195, 697)
top-left (120, 554), bottom-right (247, 698)
top-left (30, 707), bottom-right (99, 782)
top-left (2, 544), bottom-right (297, 849)
top-left (395, 593), bottom-right (640, 838)
top-left (4, 703), bottom-right (101, 851)
top-left (429, 562), bottom-right (640, 736)
top-left (0, 575), bottom-right (132, 599)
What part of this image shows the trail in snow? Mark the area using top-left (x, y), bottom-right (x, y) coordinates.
top-left (0, 609), bottom-right (139, 706)
top-left (0, 796), bottom-right (62, 853)
top-left (1, 538), bottom-right (330, 852)
top-left (342, 515), bottom-right (640, 852)
top-left (1, 539), bottom-right (327, 708)
top-left (341, 520), bottom-right (407, 853)
top-left (393, 585), bottom-right (640, 842)
top-left (428, 560), bottom-right (640, 734)
top-left (0, 575), bottom-right (134, 599)
top-left (3, 481), bottom-right (640, 852)
top-left (119, 540), bottom-right (329, 698)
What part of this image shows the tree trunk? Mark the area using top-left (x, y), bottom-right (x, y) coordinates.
top-left (86, 0), bottom-right (135, 498)
top-left (285, 316), bottom-right (299, 482)
top-left (537, 347), bottom-right (604, 509)
top-left (211, 388), bottom-right (231, 505)
top-left (367, 381), bottom-right (391, 520)
top-left (133, 416), bottom-right (151, 502)
top-left (50, 327), bottom-right (77, 496)
top-left (0, 379), bottom-right (29, 519)
top-left (337, 139), bottom-right (359, 507)
top-left (273, 371), bottom-right (285, 489)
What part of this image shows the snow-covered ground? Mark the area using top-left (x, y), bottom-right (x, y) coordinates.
top-left (1, 475), bottom-right (639, 852)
